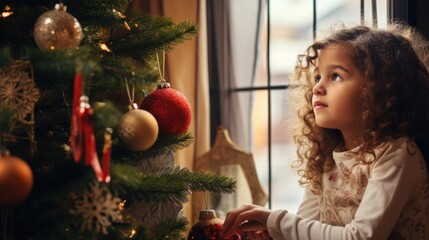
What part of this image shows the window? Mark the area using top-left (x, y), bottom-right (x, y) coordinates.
top-left (208, 0), bottom-right (388, 216)
top-left (259, 0), bottom-right (388, 212)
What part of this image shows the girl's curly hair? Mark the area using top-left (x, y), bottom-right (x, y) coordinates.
top-left (292, 23), bottom-right (429, 194)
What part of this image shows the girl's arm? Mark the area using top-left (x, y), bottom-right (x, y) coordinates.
top-left (296, 187), bottom-right (320, 220)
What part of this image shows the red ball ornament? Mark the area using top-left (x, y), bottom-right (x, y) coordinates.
top-left (188, 210), bottom-right (224, 240)
top-left (0, 154), bottom-right (33, 206)
top-left (140, 82), bottom-right (192, 135)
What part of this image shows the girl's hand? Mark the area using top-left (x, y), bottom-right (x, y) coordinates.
top-left (220, 204), bottom-right (272, 239)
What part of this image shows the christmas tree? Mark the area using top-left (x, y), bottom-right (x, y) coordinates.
top-left (0, 0), bottom-right (236, 239)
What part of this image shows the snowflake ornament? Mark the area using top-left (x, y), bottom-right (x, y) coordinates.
top-left (0, 60), bottom-right (40, 153)
top-left (70, 181), bottom-right (123, 234)
top-left (0, 60), bottom-right (40, 123)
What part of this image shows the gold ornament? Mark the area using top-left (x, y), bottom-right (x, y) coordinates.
top-left (118, 108), bottom-right (158, 152)
top-left (34, 3), bottom-right (83, 50)
top-left (0, 152), bottom-right (33, 206)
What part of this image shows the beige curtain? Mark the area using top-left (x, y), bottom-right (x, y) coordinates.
top-left (128, 0), bottom-right (210, 226)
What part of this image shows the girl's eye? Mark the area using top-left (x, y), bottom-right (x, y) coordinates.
top-left (314, 75), bottom-right (321, 83)
top-left (331, 73), bottom-right (343, 81)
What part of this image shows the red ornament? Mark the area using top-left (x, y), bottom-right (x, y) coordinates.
top-left (140, 82), bottom-right (191, 135)
top-left (188, 210), bottom-right (224, 240)
top-left (0, 153), bottom-right (33, 206)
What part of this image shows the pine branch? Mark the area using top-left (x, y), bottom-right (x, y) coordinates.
top-left (29, 46), bottom-right (101, 90)
top-left (0, 46), bottom-right (12, 67)
top-left (92, 102), bottom-right (122, 140)
top-left (109, 20), bottom-right (198, 61)
top-left (144, 133), bottom-right (194, 157)
top-left (152, 217), bottom-right (188, 240)
top-left (163, 167), bottom-right (237, 194)
top-left (109, 164), bottom-right (189, 202)
top-left (0, 106), bottom-right (14, 133)
top-left (66, 0), bottom-right (130, 27)
top-left (110, 165), bottom-right (236, 203)
top-left (112, 133), bottom-right (193, 162)
top-left (88, 56), bottom-right (158, 94)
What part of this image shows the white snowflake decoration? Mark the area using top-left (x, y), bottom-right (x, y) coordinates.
top-left (0, 60), bottom-right (40, 153)
top-left (70, 181), bottom-right (123, 234)
top-left (0, 60), bottom-right (40, 123)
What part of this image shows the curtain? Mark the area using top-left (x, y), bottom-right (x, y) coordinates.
top-left (128, 0), bottom-right (210, 226)
top-left (207, 0), bottom-right (264, 151)
top-left (205, 0), bottom-right (266, 218)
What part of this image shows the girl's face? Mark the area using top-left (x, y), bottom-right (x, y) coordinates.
top-left (312, 44), bottom-right (365, 141)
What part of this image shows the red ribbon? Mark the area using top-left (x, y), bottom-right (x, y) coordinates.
top-left (71, 71), bottom-right (83, 162)
top-left (70, 69), bottom-right (111, 183)
top-left (102, 128), bottom-right (113, 183)
top-left (79, 98), bottom-right (104, 181)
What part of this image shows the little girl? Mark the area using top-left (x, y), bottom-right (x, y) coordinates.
top-left (220, 23), bottom-right (429, 240)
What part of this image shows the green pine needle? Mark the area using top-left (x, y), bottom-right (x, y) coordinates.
top-left (0, 47), bottom-right (12, 67)
top-left (113, 133), bottom-right (193, 162)
top-left (152, 217), bottom-right (189, 240)
top-left (109, 164), bottom-right (236, 203)
top-left (0, 106), bottom-right (14, 134)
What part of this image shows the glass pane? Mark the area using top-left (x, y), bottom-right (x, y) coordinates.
top-left (251, 89), bottom-right (270, 206)
top-left (227, 0), bottom-right (389, 214)
top-left (269, 0), bottom-right (388, 86)
top-left (269, 0), bottom-right (314, 85)
top-left (270, 89), bottom-right (304, 211)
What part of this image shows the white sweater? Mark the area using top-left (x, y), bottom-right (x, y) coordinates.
top-left (267, 137), bottom-right (429, 240)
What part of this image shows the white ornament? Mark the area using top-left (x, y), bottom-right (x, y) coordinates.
top-left (0, 61), bottom-right (40, 122)
top-left (70, 181), bottom-right (123, 234)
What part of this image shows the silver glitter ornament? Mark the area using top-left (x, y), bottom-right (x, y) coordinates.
top-left (34, 3), bottom-right (83, 50)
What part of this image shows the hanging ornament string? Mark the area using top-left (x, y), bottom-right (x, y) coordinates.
top-left (156, 50), bottom-right (166, 83)
top-left (124, 73), bottom-right (137, 109)
top-left (118, 73), bottom-right (159, 152)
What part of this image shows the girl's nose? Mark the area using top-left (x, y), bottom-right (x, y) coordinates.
top-left (312, 81), bottom-right (326, 95)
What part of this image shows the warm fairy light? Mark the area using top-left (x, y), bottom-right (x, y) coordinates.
top-left (129, 229), bottom-right (136, 238)
top-left (112, 9), bottom-right (125, 18)
top-left (98, 43), bottom-right (111, 52)
top-left (124, 21), bottom-right (131, 30)
top-left (111, 9), bottom-right (130, 30)
top-left (118, 200), bottom-right (126, 210)
top-left (1, 5), bottom-right (13, 18)
top-left (1, 11), bottom-right (13, 17)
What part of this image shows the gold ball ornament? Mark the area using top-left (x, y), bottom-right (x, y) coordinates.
top-left (34, 3), bottom-right (83, 50)
top-left (118, 108), bottom-right (159, 152)
top-left (0, 155), bottom-right (33, 206)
